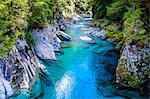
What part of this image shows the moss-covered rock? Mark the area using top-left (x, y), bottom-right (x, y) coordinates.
top-left (116, 45), bottom-right (150, 87)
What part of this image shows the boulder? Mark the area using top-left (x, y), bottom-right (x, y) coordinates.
top-left (92, 29), bottom-right (107, 39)
top-left (72, 14), bottom-right (82, 21)
top-left (0, 39), bottom-right (45, 98)
top-left (79, 36), bottom-right (95, 43)
top-left (116, 45), bottom-right (150, 87)
top-left (31, 76), bottom-right (43, 98)
top-left (57, 31), bottom-right (73, 41)
top-left (32, 24), bottom-right (62, 60)
top-left (34, 43), bottom-right (56, 60)
top-left (82, 27), bottom-right (107, 39)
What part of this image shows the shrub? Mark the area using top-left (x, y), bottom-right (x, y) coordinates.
top-left (0, 0), bottom-right (29, 56)
top-left (0, 0), bottom-right (56, 56)
top-left (28, 0), bottom-right (56, 29)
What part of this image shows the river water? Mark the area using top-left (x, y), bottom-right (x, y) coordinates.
top-left (40, 18), bottom-right (147, 99)
top-left (13, 18), bottom-right (147, 99)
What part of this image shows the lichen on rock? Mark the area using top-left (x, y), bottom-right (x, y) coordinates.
top-left (116, 45), bottom-right (150, 87)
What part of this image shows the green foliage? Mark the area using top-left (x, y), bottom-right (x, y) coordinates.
top-left (26, 32), bottom-right (35, 45)
top-left (28, 0), bottom-right (56, 28)
top-left (123, 2), bottom-right (146, 44)
top-left (74, 0), bottom-right (89, 14)
top-left (90, 0), bottom-right (112, 19)
top-left (106, 30), bottom-right (123, 43)
top-left (0, 0), bottom-right (56, 56)
top-left (57, 0), bottom-right (89, 14)
top-left (94, 19), bottom-right (110, 27)
top-left (106, 0), bottom-right (127, 21)
top-left (90, 0), bottom-right (148, 47)
top-left (57, 0), bottom-right (71, 12)
top-left (128, 75), bottom-right (141, 86)
top-left (0, 0), bottom-right (29, 56)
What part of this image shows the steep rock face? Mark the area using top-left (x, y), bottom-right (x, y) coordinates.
top-left (0, 39), bottom-right (45, 98)
top-left (82, 23), bottom-right (149, 87)
top-left (57, 12), bottom-right (74, 31)
top-left (0, 76), bottom-right (13, 99)
top-left (32, 24), bottom-right (60, 60)
top-left (84, 23), bottom-right (150, 87)
top-left (0, 11), bottom-right (74, 98)
top-left (32, 13), bottom-right (74, 60)
top-left (116, 45), bottom-right (150, 87)
top-left (32, 23), bottom-right (73, 60)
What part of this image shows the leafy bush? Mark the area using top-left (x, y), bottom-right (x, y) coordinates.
top-left (106, 0), bottom-right (127, 21)
top-left (90, 0), bottom-right (112, 19)
top-left (0, 0), bottom-right (56, 56)
top-left (28, 0), bottom-right (56, 28)
top-left (57, 0), bottom-right (89, 15)
top-left (0, 0), bottom-right (29, 56)
top-left (26, 32), bottom-right (35, 45)
top-left (106, 30), bottom-right (123, 43)
top-left (90, 0), bottom-right (148, 47)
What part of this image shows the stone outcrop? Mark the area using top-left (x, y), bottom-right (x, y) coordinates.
top-left (32, 23), bottom-right (73, 60)
top-left (32, 24), bottom-right (60, 60)
top-left (82, 22), bottom-right (150, 88)
top-left (0, 8), bottom-right (77, 98)
top-left (0, 39), bottom-right (45, 98)
top-left (116, 45), bottom-right (150, 87)
top-left (0, 76), bottom-right (13, 99)
top-left (0, 13), bottom-right (73, 98)
top-left (56, 12), bottom-right (74, 31)
top-left (79, 36), bottom-right (95, 43)
top-left (81, 27), bottom-right (107, 39)
top-left (57, 31), bottom-right (73, 41)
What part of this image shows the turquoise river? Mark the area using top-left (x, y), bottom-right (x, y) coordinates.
top-left (13, 18), bottom-right (147, 99)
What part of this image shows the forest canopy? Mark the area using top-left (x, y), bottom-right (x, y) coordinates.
top-left (90, 0), bottom-right (149, 48)
top-left (0, 0), bottom-right (149, 56)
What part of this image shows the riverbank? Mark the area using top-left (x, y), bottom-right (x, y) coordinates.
top-left (0, 15), bottom-right (149, 98)
top-left (34, 18), bottom-right (149, 98)
top-left (0, 11), bottom-right (81, 98)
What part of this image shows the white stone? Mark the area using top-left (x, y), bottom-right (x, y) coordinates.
top-left (34, 43), bottom-right (56, 60)
top-left (79, 36), bottom-right (95, 43)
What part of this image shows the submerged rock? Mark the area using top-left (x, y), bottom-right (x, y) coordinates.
top-left (93, 46), bottom-right (114, 54)
top-left (12, 90), bottom-right (30, 99)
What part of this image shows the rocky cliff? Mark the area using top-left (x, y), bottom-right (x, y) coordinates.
top-left (116, 45), bottom-right (150, 87)
top-left (82, 24), bottom-right (150, 89)
top-left (0, 39), bottom-right (44, 98)
top-left (0, 12), bottom-right (75, 98)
